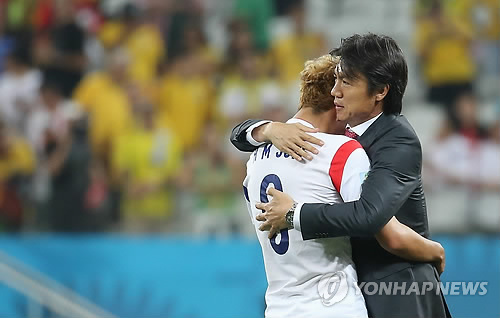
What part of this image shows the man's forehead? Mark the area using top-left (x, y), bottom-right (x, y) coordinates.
top-left (335, 62), bottom-right (360, 80)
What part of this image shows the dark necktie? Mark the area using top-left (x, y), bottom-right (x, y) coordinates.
top-left (344, 127), bottom-right (359, 140)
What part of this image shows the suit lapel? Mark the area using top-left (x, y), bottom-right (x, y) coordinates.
top-left (358, 113), bottom-right (397, 150)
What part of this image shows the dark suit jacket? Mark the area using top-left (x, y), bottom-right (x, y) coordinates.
top-left (230, 114), bottom-right (451, 318)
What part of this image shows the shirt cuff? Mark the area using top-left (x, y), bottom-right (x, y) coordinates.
top-left (246, 120), bottom-right (272, 146)
top-left (293, 202), bottom-right (304, 232)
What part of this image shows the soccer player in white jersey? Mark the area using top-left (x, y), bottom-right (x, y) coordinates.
top-left (243, 55), bottom-right (445, 318)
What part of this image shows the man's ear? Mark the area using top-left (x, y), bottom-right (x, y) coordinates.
top-left (375, 84), bottom-right (390, 102)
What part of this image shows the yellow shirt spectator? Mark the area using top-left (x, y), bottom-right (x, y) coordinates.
top-left (451, 0), bottom-right (500, 41)
top-left (112, 126), bottom-right (182, 219)
top-left (98, 21), bottom-right (123, 49)
top-left (73, 71), bottom-right (111, 113)
top-left (416, 16), bottom-right (476, 85)
top-left (73, 71), bottom-right (133, 160)
top-left (272, 34), bottom-right (326, 85)
top-left (99, 21), bottom-right (165, 85)
top-left (125, 24), bottom-right (165, 85)
top-left (156, 71), bottom-right (215, 151)
top-left (0, 136), bottom-right (34, 182)
top-left (217, 73), bottom-right (282, 125)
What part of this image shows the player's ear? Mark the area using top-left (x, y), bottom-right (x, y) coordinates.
top-left (374, 84), bottom-right (389, 102)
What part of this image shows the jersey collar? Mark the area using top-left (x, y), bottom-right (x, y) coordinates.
top-left (287, 118), bottom-right (316, 129)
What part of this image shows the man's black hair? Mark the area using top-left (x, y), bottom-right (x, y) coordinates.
top-left (330, 33), bottom-right (408, 114)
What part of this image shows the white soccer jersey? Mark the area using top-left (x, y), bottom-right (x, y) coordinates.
top-left (243, 118), bottom-right (370, 318)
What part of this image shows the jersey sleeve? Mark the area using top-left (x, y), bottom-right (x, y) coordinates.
top-left (329, 140), bottom-right (370, 202)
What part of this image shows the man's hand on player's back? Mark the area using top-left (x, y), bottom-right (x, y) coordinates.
top-left (256, 188), bottom-right (295, 238)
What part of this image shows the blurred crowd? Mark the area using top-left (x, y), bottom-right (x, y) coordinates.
top-left (0, 0), bottom-right (497, 234)
top-left (414, 0), bottom-right (500, 233)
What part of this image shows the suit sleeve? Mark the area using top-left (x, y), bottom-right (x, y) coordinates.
top-left (300, 132), bottom-right (422, 239)
top-left (230, 119), bottom-right (268, 152)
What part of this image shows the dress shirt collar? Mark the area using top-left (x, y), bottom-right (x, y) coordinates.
top-left (348, 112), bottom-right (383, 136)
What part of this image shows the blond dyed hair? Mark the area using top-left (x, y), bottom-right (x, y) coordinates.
top-left (299, 54), bottom-right (339, 113)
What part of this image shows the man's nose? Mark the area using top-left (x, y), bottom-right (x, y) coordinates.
top-left (331, 83), bottom-right (341, 98)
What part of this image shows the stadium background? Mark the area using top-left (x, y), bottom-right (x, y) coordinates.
top-left (0, 0), bottom-right (498, 317)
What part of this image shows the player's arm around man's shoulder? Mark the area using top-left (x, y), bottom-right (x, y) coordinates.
top-left (230, 119), bottom-right (324, 160)
top-left (230, 119), bottom-right (267, 152)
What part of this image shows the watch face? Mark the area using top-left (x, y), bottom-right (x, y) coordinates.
top-left (286, 212), bottom-right (294, 226)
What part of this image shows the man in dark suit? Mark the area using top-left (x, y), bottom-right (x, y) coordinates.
top-left (230, 34), bottom-right (451, 318)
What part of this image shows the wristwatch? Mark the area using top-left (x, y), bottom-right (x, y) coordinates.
top-left (285, 202), bottom-right (298, 229)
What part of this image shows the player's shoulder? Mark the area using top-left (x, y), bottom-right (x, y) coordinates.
top-left (311, 133), bottom-right (368, 166)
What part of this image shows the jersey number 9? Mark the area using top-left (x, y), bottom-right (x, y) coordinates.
top-left (260, 174), bottom-right (289, 255)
